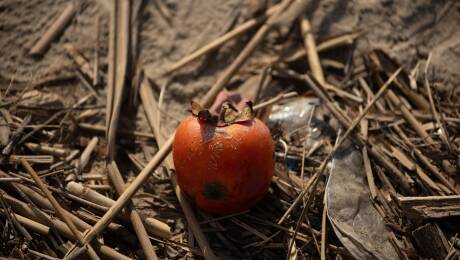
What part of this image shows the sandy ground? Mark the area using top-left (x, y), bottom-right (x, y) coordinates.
top-left (1, 0), bottom-right (459, 133)
top-left (308, 0), bottom-right (460, 92)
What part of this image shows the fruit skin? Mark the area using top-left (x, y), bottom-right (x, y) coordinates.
top-left (173, 115), bottom-right (274, 214)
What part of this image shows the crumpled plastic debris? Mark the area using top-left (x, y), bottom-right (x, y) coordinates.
top-left (268, 97), bottom-right (338, 144)
top-left (268, 97), bottom-right (335, 170)
top-left (326, 142), bottom-right (399, 260)
top-left (268, 97), bottom-right (319, 135)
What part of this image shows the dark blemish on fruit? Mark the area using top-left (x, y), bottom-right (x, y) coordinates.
top-left (200, 124), bottom-right (216, 143)
top-left (203, 182), bottom-right (225, 200)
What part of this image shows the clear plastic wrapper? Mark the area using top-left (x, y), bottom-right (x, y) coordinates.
top-left (326, 142), bottom-right (399, 260)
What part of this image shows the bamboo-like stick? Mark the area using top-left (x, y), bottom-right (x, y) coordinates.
top-left (424, 53), bottom-right (451, 150)
top-left (143, 217), bottom-right (172, 239)
top-left (107, 161), bottom-right (158, 260)
top-left (78, 123), bottom-right (154, 139)
top-left (20, 159), bottom-right (100, 260)
top-left (253, 91), bottom-right (298, 110)
top-left (320, 204), bottom-right (327, 260)
top-left (359, 77), bottom-right (387, 113)
top-left (25, 143), bottom-right (68, 157)
top-left (9, 155), bottom-right (54, 164)
top-left (300, 16), bottom-right (325, 84)
top-left (29, 2), bottom-right (77, 55)
top-left (106, 0), bottom-right (131, 159)
top-left (28, 249), bottom-right (60, 260)
top-left (284, 31), bottom-right (361, 63)
top-left (75, 210), bottom-right (137, 243)
top-left (66, 181), bottom-right (114, 207)
top-left (93, 16), bottom-right (101, 86)
top-left (66, 181), bottom-right (171, 238)
top-left (386, 89), bottom-right (435, 145)
top-left (0, 210), bottom-right (49, 235)
top-left (76, 137), bottom-right (98, 173)
top-left (139, 80), bottom-right (162, 140)
top-left (63, 43), bottom-right (94, 80)
top-left (360, 112), bottom-right (378, 200)
top-left (76, 109), bottom-right (101, 121)
top-left (105, 0), bottom-right (116, 141)
top-left (0, 177), bottom-right (22, 183)
top-left (51, 149), bottom-right (79, 170)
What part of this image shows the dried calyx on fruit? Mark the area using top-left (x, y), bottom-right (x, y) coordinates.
top-left (189, 100), bottom-right (254, 126)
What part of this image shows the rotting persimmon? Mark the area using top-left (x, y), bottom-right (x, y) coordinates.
top-left (172, 101), bottom-right (274, 214)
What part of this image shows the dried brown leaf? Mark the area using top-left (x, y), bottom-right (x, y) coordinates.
top-left (189, 100), bottom-right (254, 126)
top-left (233, 101), bottom-right (254, 123)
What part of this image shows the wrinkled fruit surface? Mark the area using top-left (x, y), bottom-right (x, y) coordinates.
top-left (173, 116), bottom-right (274, 214)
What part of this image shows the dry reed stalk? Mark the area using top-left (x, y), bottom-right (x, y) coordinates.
top-left (29, 2), bottom-right (77, 55)
top-left (66, 181), bottom-right (171, 238)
